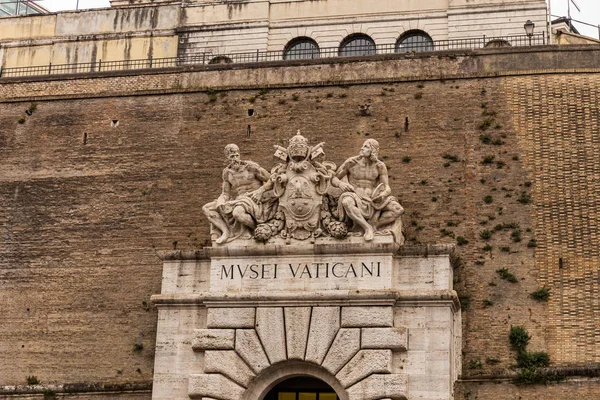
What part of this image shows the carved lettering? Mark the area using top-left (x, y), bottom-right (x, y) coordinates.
top-left (237, 264), bottom-right (249, 278)
top-left (345, 263), bottom-right (357, 278)
top-left (331, 262), bottom-right (344, 278)
top-left (221, 265), bottom-right (234, 279)
top-left (313, 262), bottom-right (323, 278)
top-left (261, 264), bottom-right (272, 279)
top-left (362, 262), bottom-right (373, 277)
top-left (249, 264), bottom-right (259, 279)
top-left (218, 260), bottom-right (386, 280)
top-left (300, 265), bottom-right (312, 278)
top-left (289, 263), bottom-right (301, 277)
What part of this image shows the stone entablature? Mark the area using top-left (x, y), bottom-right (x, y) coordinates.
top-left (151, 241), bottom-right (461, 400)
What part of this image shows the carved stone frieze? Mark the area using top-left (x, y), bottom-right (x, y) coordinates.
top-left (203, 133), bottom-right (405, 245)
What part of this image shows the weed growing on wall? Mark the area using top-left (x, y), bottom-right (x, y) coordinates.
top-left (530, 288), bottom-right (550, 302)
top-left (497, 268), bottom-right (518, 283)
top-left (509, 326), bottom-right (563, 384)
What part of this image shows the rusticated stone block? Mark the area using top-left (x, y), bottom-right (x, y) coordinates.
top-left (346, 374), bottom-right (408, 400)
top-left (341, 306), bottom-right (393, 327)
top-left (256, 307), bottom-right (286, 364)
top-left (322, 328), bottom-right (360, 375)
top-left (192, 329), bottom-right (235, 351)
top-left (204, 350), bottom-right (256, 388)
top-left (207, 308), bottom-right (255, 328)
top-left (361, 327), bottom-right (407, 350)
top-left (188, 373), bottom-right (245, 400)
top-left (336, 349), bottom-right (392, 388)
top-left (306, 307), bottom-right (340, 365)
top-left (235, 329), bottom-right (270, 374)
top-left (285, 307), bottom-right (311, 360)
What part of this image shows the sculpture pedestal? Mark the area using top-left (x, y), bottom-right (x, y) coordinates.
top-left (151, 237), bottom-right (461, 400)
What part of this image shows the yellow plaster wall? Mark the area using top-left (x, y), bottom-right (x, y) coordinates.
top-left (3, 46), bottom-right (52, 69)
top-left (55, 6), bottom-right (179, 36)
top-left (2, 36), bottom-right (177, 69)
top-left (0, 14), bottom-right (57, 41)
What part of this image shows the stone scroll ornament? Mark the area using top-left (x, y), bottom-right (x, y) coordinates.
top-left (203, 132), bottom-right (404, 245)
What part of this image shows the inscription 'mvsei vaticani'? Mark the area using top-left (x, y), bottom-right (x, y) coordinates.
top-left (219, 261), bottom-right (382, 280)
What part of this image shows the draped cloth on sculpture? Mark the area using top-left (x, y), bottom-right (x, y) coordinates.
top-left (218, 193), bottom-right (277, 241)
top-left (337, 191), bottom-right (404, 245)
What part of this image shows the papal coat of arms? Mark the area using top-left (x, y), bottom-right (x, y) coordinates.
top-left (202, 132), bottom-right (404, 245)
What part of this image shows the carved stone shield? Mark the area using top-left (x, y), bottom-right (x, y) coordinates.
top-left (274, 160), bottom-right (328, 240)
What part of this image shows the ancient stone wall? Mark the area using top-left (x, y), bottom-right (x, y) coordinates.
top-left (1, 48), bottom-right (600, 398)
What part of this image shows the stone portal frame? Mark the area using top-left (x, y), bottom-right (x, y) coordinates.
top-left (152, 244), bottom-right (459, 400)
top-left (189, 304), bottom-right (409, 400)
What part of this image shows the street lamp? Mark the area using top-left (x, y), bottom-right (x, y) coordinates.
top-left (524, 20), bottom-right (535, 45)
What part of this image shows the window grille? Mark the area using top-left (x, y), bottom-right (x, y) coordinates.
top-left (283, 38), bottom-right (320, 60)
top-left (396, 31), bottom-right (434, 53)
top-left (339, 34), bottom-right (376, 57)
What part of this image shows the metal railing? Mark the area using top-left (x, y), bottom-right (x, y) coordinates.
top-left (0, 33), bottom-right (546, 79)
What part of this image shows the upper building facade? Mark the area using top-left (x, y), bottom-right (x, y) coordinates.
top-left (0, 0), bottom-right (548, 75)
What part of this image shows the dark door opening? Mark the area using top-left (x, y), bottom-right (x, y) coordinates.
top-left (263, 376), bottom-right (338, 400)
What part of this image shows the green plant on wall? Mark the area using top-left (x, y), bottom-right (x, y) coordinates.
top-left (530, 288), bottom-right (550, 302)
top-left (496, 268), bottom-right (518, 282)
top-left (509, 326), bottom-right (563, 384)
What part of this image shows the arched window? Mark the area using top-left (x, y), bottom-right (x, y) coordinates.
top-left (339, 34), bottom-right (376, 57)
top-left (395, 30), bottom-right (434, 53)
top-left (283, 37), bottom-right (320, 60)
top-left (485, 39), bottom-right (512, 48)
top-left (208, 56), bottom-right (233, 65)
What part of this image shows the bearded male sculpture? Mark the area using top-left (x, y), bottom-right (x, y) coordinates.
top-left (202, 144), bottom-right (272, 244)
top-left (334, 139), bottom-right (404, 244)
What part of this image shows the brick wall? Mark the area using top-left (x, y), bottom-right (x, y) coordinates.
top-left (1, 49), bottom-right (600, 398)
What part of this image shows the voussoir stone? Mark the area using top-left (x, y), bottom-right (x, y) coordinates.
top-left (361, 327), bottom-right (407, 350)
top-left (192, 329), bottom-right (235, 351)
top-left (285, 307), bottom-right (311, 360)
top-left (346, 374), bottom-right (408, 400)
top-left (336, 349), bottom-right (392, 388)
top-left (235, 329), bottom-right (270, 374)
top-left (207, 308), bottom-right (255, 328)
top-left (204, 350), bottom-right (256, 388)
top-left (256, 307), bottom-right (286, 364)
top-left (322, 328), bottom-right (360, 375)
top-left (188, 373), bottom-right (245, 400)
top-left (341, 306), bottom-right (393, 327)
top-left (305, 307), bottom-right (340, 365)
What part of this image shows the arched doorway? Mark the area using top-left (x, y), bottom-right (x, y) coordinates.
top-left (263, 376), bottom-right (338, 400)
